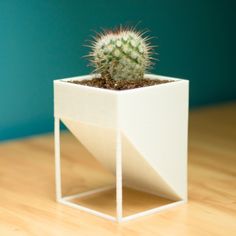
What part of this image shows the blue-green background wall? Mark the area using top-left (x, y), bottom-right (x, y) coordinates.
top-left (0, 0), bottom-right (235, 141)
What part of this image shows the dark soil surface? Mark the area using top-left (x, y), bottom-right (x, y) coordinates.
top-left (68, 77), bottom-right (173, 90)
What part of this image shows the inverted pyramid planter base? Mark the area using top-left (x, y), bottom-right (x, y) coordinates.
top-left (54, 74), bottom-right (189, 222)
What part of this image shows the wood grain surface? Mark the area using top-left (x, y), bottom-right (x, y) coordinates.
top-left (0, 102), bottom-right (235, 235)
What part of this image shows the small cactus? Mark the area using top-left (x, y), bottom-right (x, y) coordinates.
top-left (88, 28), bottom-right (155, 80)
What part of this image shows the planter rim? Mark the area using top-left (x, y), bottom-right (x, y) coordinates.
top-left (54, 73), bottom-right (188, 95)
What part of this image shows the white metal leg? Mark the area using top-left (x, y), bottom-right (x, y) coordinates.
top-left (62, 185), bottom-right (115, 201)
top-left (54, 117), bottom-right (62, 201)
top-left (121, 200), bottom-right (186, 222)
top-left (58, 199), bottom-right (117, 221)
top-left (116, 129), bottom-right (122, 222)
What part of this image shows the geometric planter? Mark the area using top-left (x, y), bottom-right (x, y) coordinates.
top-left (54, 73), bottom-right (189, 222)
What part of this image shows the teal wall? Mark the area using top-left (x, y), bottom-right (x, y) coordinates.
top-left (0, 0), bottom-right (235, 141)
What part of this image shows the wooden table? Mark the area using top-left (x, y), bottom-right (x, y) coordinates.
top-left (0, 102), bottom-right (235, 236)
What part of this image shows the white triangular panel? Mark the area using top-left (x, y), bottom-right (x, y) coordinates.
top-left (62, 118), bottom-right (117, 172)
top-left (122, 134), bottom-right (180, 200)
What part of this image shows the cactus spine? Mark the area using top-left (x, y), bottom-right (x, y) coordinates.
top-left (88, 28), bottom-right (154, 80)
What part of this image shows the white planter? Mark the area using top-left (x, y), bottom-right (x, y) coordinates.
top-left (54, 74), bottom-right (189, 222)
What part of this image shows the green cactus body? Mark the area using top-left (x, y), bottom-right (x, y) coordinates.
top-left (89, 30), bottom-right (153, 80)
